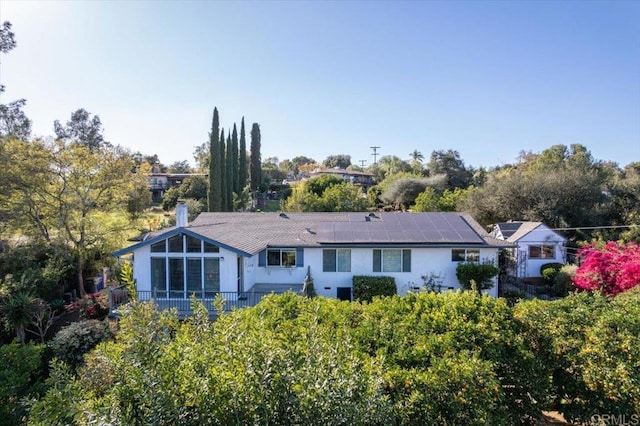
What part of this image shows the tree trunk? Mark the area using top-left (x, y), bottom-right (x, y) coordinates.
top-left (76, 255), bottom-right (86, 298)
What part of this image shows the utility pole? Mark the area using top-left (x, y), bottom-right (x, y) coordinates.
top-left (359, 160), bottom-right (367, 168)
top-left (370, 146), bottom-right (380, 166)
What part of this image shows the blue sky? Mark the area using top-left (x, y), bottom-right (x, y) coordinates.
top-left (1, 0), bottom-right (639, 169)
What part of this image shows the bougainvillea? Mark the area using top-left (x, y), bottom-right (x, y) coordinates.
top-left (573, 242), bottom-right (640, 295)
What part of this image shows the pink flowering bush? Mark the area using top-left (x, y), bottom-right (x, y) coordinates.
top-left (573, 242), bottom-right (640, 296)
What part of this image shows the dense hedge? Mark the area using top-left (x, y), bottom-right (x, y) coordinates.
top-left (30, 292), bottom-right (548, 425)
top-left (25, 290), bottom-right (640, 425)
top-left (352, 275), bottom-right (396, 302)
top-left (514, 291), bottom-right (640, 423)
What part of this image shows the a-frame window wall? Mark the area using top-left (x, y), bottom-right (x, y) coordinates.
top-left (150, 234), bottom-right (221, 299)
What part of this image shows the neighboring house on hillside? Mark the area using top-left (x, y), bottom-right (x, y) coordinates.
top-left (491, 221), bottom-right (567, 279)
top-left (147, 173), bottom-right (205, 203)
top-left (308, 168), bottom-right (376, 191)
top-left (112, 206), bottom-right (512, 316)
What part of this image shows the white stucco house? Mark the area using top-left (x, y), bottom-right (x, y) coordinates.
top-left (491, 221), bottom-right (567, 279)
top-left (112, 206), bottom-right (512, 315)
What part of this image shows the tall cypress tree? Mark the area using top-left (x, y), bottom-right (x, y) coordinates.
top-left (231, 123), bottom-right (239, 195)
top-left (225, 132), bottom-right (233, 211)
top-left (207, 108), bottom-right (221, 212)
top-left (219, 128), bottom-right (227, 212)
top-left (250, 123), bottom-right (262, 193)
top-left (239, 117), bottom-right (248, 192)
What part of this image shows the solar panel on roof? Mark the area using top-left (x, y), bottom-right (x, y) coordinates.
top-left (316, 213), bottom-right (484, 244)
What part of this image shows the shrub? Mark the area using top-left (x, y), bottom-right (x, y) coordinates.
top-left (352, 276), bottom-right (396, 302)
top-left (455, 260), bottom-right (499, 292)
top-left (48, 319), bottom-right (113, 369)
top-left (0, 342), bottom-right (47, 425)
top-left (540, 262), bottom-right (563, 284)
top-left (514, 291), bottom-right (640, 423)
top-left (573, 241), bottom-right (640, 295)
top-left (32, 293), bottom-right (552, 424)
top-left (551, 264), bottom-right (577, 297)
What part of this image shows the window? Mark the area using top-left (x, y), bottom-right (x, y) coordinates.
top-left (529, 245), bottom-right (555, 259)
top-left (451, 249), bottom-right (480, 262)
top-left (169, 258), bottom-right (184, 297)
top-left (267, 248), bottom-right (297, 267)
top-left (204, 241), bottom-right (219, 253)
top-left (168, 235), bottom-right (183, 253)
top-left (151, 241), bottom-right (166, 253)
top-left (204, 258), bottom-right (220, 297)
top-left (323, 249), bottom-right (351, 272)
top-left (186, 235), bottom-right (202, 253)
top-left (373, 249), bottom-right (411, 272)
top-left (148, 236), bottom-right (222, 299)
top-left (186, 258), bottom-right (201, 294)
top-left (151, 258), bottom-right (166, 297)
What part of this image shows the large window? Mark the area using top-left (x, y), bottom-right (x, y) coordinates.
top-left (373, 249), bottom-right (411, 272)
top-left (451, 249), bottom-right (480, 262)
top-left (267, 248), bottom-right (297, 267)
top-left (149, 233), bottom-right (222, 298)
top-left (529, 245), bottom-right (555, 259)
top-left (323, 249), bottom-right (351, 272)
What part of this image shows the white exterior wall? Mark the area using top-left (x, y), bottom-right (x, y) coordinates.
top-left (516, 227), bottom-right (566, 278)
top-left (133, 244), bottom-right (500, 299)
top-left (248, 247), bottom-right (499, 298)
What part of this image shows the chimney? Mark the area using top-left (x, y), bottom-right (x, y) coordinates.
top-left (176, 200), bottom-right (188, 228)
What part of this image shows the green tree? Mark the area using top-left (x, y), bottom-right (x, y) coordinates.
top-left (409, 149), bottom-right (424, 173)
top-left (239, 117), bottom-right (248, 193)
top-left (0, 21), bottom-right (31, 140)
top-left (427, 149), bottom-right (473, 190)
top-left (167, 160), bottom-right (191, 173)
top-left (231, 123), bottom-right (240, 195)
top-left (220, 129), bottom-right (228, 211)
top-left (1, 139), bottom-right (142, 297)
top-left (250, 123), bottom-right (262, 193)
top-left (322, 154), bottom-right (351, 169)
top-left (0, 292), bottom-right (36, 344)
top-left (225, 132), bottom-right (234, 211)
top-left (412, 187), bottom-right (440, 212)
top-left (207, 108), bottom-right (221, 212)
top-left (192, 143), bottom-right (209, 173)
top-left (54, 108), bottom-right (107, 150)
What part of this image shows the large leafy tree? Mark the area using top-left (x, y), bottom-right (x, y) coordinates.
top-left (322, 154), bottom-right (351, 169)
top-left (1, 138), bottom-right (143, 297)
top-left (462, 144), bottom-right (608, 230)
top-left (54, 109), bottom-right (107, 150)
top-left (167, 160), bottom-right (191, 173)
top-left (207, 108), bottom-right (221, 211)
top-left (426, 149), bottom-right (473, 190)
top-left (282, 175), bottom-right (371, 212)
top-left (0, 21), bottom-right (31, 140)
